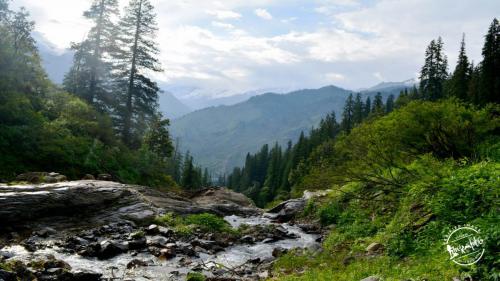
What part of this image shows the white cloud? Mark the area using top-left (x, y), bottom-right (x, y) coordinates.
top-left (325, 72), bottom-right (345, 81)
top-left (211, 21), bottom-right (235, 29)
top-left (254, 8), bottom-right (273, 20)
top-left (373, 72), bottom-right (384, 81)
top-left (207, 9), bottom-right (242, 20)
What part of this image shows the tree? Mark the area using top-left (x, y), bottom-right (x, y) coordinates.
top-left (353, 93), bottom-right (364, 124)
top-left (371, 92), bottom-right (385, 116)
top-left (143, 114), bottom-right (173, 160)
top-left (364, 97), bottom-right (371, 118)
top-left (64, 0), bottom-right (119, 110)
top-left (447, 34), bottom-right (471, 100)
top-left (420, 37), bottom-right (448, 101)
top-left (181, 152), bottom-right (201, 190)
top-left (114, 0), bottom-right (163, 146)
top-left (341, 94), bottom-right (354, 132)
top-left (479, 18), bottom-right (500, 104)
top-left (385, 94), bottom-right (395, 113)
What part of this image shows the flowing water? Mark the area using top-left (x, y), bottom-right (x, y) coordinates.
top-left (1, 215), bottom-right (319, 280)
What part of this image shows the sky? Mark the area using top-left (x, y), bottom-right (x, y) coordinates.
top-left (10, 0), bottom-right (500, 98)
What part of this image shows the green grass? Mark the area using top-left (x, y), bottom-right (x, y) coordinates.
top-left (154, 212), bottom-right (236, 236)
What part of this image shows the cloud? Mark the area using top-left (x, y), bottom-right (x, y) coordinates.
top-left (11, 0), bottom-right (500, 96)
top-left (211, 21), bottom-right (235, 29)
top-left (254, 8), bottom-right (273, 20)
top-left (373, 72), bottom-right (384, 81)
top-left (207, 9), bottom-right (242, 20)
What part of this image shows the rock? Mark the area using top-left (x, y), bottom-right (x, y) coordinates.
top-left (176, 242), bottom-right (198, 257)
top-left (272, 247), bottom-right (287, 257)
top-left (35, 227), bottom-right (57, 238)
top-left (240, 235), bottom-right (255, 244)
top-left (266, 199), bottom-right (306, 222)
top-left (190, 187), bottom-right (261, 216)
top-left (297, 224), bottom-right (320, 234)
top-left (158, 226), bottom-right (173, 237)
top-left (97, 174), bottom-right (113, 181)
top-left (82, 174), bottom-right (95, 180)
top-left (0, 270), bottom-right (16, 281)
top-left (342, 256), bottom-right (355, 266)
top-left (98, 240), bottom-right (127, 259)
top-left (146, 224), bottom-right (159, 234)
top-left (71, 271), bottom-right (102, 281)
top-left (366, 242), bottom-right (384, 254)
top-left (15, 172), bottom-right (48, 183)
top-left (128, 237), bottom-right (147, 250)
top-left (147, 236), bottom-right (169, 247)
top-left (360, 276), bottom-right (380, 281)
top-left (126, 259), bottom-right (148, 269)
top-left (160, 248), bottom-right (176, 259)
top-left (45, 267), bottom-right (66, 275)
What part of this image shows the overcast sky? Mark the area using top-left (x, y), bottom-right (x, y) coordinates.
top-left (11, 0), bottom-right (500, 98)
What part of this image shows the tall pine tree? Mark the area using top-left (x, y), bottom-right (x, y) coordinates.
top-left (479, 18), bottom-right (500, 104)
top-left (114, 0), bottom-right (162, 146)
top-left (64, 0), bottom-right (119, 110)
top-left (420, 37), bottom-right (448, 101)
top-left (447, 34), bottom-right (470, 100)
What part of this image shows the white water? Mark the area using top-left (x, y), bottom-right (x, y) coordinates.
top-left (1, 215), bottom-right (319, 280)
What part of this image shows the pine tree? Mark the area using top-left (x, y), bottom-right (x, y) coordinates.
top-left (143, 114), bottom-right (173, 160)
top-left (64, 0), bottom-right (119, 110)
top-left (479, 18), bottom-right (500, 104)
top-left (353, 93), bottom-right (364, 125)
top-left (364, 97), bottom-right (371, 118)
top-left (114, 0), bottom-right (163, 146)
top-left (385, 94), bottom-right (395, 113)
top-left (468, 63), bottom-right (481, 104)
top-left (420, 37), bottom-right (448, 100)
top-left (341, 94), bottom-right (355, 131)
top-left (447, 34), bottom-right (471, 100)
top-left (371, 92), bottom-right (385, 116)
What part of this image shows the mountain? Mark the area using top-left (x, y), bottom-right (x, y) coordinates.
top-left (171, 86), bottom-right (353, 173)
top-left (361, 78), bottom-right (417, 93)
top-left (34, 32), bottom-right (73, 84)
top-left (161, 85), bottom-right (294, 110)
top-left (159, 91), bottom-right (192, 119)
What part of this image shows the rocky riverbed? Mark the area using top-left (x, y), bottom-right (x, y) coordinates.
top-left (0, 180), bottom-right (321, 281)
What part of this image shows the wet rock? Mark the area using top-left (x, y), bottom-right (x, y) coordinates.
top-left (366, 242), bottom-right (384, 254)
top-left (146, 224), bottom-right (159, 234)
top-left (240, 235), bottom-right (255, 244)
top-left (266, 199), bottom-right (306, 222)
top-left (71, 271), bottom-right (102, 281)
top-left (128, 237), bottom-right (147, 250)
top-left (360, 276), bottom-right (380, 281)
top-left (176, 242), bottom-right (198, 257)
top-left (158, 226), bottom-right (174, 237)
top-left (82, 174), bottom-right (95, 180)
top-left (126, 259), bottom-right (148, 269)
top-left (297, 224), bottom-right (320, 234)
top-left (146, 236), bottom-right (169, 247)
top-left (35, 227), bottom-right (57, 238)
top-left (15, 172), bottom-right (47, 183)
top-left (97, 240), bottom-right (127, 259)
top-left (97, 174), bottom-right (112, 181)
top-left (272, 247), bottom-right (287, 257)
top-left (0, 270), bottom-right (16, 281)
top-left (160, 248), bottom-right (176, 259)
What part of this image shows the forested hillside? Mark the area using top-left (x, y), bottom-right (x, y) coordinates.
top-left (0, 0), bottom-right (182, 187)
top-left (171, 84), bottom-right (408, 174)
top-left (260, 20), bottom-right (498, 281)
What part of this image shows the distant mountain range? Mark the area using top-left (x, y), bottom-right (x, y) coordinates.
top-left (170, 82), bottom-right (414, 174)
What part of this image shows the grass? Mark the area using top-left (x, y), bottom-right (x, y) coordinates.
top-left (154, 212), bottom-right (237, 236)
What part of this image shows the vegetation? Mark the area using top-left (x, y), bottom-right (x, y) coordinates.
top-left (0, 0), bottom-right (184, 188)
top-left (154, 213), bottom-right (236, 236)
top-left (266, 18), bottom-right (499, 281)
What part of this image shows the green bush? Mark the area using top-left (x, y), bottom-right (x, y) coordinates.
top-left (186, 272), bottom-right (206, 281)
top-left (184, 213), bottom-right (231, 233)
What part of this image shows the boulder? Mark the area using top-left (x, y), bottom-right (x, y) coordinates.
top-left (272, 247), bottom-right (287, 257)
top-left (97, 174), bottom-right (113, 181)
top-left (266, 199), bottom-right (306, 222)
top-left (0, 270), bottom-right (16, 281)
top-left (126, 259), bottom-right (148, 269)
top-left (98, 240), bottom-right (127, 259)
top-left (366, 242), bottom-right (384, 254)
top-left (82, 174), bottom-right (95, 180)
